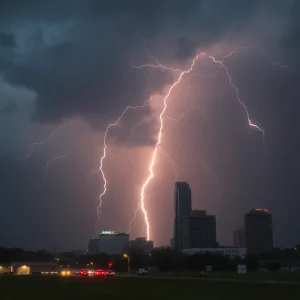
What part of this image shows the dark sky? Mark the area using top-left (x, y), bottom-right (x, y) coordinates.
top-left (0, 0), bottom-right (299, 251)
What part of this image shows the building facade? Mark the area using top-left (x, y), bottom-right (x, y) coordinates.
top-left (173, 182), bottom-right (192, 251)
top-left (182, 210), bottom-right (217, 249)
top-left (233, 228), bottom-right (246, 248)
top-left (88, 231), bottom-right (129, 254)
top-left (11, 262), bottom-right (57, 275)
top-left (182, 247), bottom-right (247, 260)
top-left (129, 237), bottom-right (154, 254)
top-left (0, 264), bottom-right (10, 274)
top-left (244, 208), bottom-right (273, 255)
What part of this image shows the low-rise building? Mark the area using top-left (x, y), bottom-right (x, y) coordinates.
top-left (182, 247), bottom-right (247, 260)
top-left (11, 262), bottom-right (57, 275)
top-left (0, 264), bottom-right (10, 274)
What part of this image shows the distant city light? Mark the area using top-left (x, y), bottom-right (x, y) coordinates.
top-left (254, 208), bottom-right (269, 213)
top-left (100, 230), bottom-right (120, 235)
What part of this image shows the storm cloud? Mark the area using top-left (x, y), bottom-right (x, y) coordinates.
top-left (0, 0), bottom-right (290, 125)
top-left (0, 0), bottom-right (299, 250)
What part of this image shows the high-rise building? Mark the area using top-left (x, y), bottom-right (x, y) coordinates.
top-left (233, 228), bottom-right (246, 248)
top-left (129, 237), bottom-right (154, 254)
top-left (182, 210), bottom-right (217, 249)
top-left (173, 182), bottom-right (192, 251)
top-left (87, 230), bottom-right (129, 254)
top-left (244, 208), bottom-right (273, 255)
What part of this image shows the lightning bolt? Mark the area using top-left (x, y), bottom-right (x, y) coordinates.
top-left (254, 46), bottom-right (289, 69)
top-left (164, 105), bottom-right (202, 123)
top-left (44, 155), bottom-right (66, 176)
top-left (221, 45), bottom-right (289, 69)
top-left (127, 120), bottom-right (147, 144)
top-left (24, 129), bottom-right (58, 160)
top-left (159, 145), bottom-right (179, 180)
top-left (208, 54), bottom-right (265, 137)
top-left (132, 64), bottom-right (182, 73)
top-left (198, 158), bottom-right (217, 181)
top-left (97, 100), bottom-right (151, 219)
top-left (135, 42), bottom-right (182, 73)
top-left (221, 45), bottom-right (254, 61)
top-left (138, 54), bottom-right (202, 240)
top-left (128, 203), bottom-right (140, 234)
top-left (207, 44), bottom-right (288, 137)
top-left (143, 40), bottom-right (161, 65)
top-left (23, 121), bottom-right (73, 161)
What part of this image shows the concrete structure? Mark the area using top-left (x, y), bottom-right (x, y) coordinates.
top-left (88, 231), bottom-right (129, 254)
top-left (244, 208), bottom-right (273, 255)
top-left (182, 210), bottom-right (217, 249)
top-left (233, 228), bottom-right (246, 248)
top-left (129, 237), bottom-right (153, 254)
top-left (182, 247), bottom-right (247, 260)
top-left (174, 182), bottom-right (192, 251)
top-left (11, 262), bottom-right (57, 275)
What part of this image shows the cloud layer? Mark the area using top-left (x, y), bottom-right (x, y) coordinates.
top-left (0, 0), bottom-right (293, 126)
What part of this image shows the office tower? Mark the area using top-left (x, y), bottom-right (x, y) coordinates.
top-left (129, 237), bottom-right (154, 254)
top-left (182, 210), bottom-right (217, 249)
top-left (87, 230), bottom-right (129, 254)
top-left (244, 208), bottom-right (273, 255)
top-left (174, 182), bottom-right (192, 251)
top-left (233, 228), bottom-right (246, 248)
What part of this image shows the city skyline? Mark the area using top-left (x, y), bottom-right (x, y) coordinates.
top-left (0, 0), bottom-right (299, 251)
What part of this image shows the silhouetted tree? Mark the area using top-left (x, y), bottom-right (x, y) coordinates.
top-left (245, 255), bottom-right (259, 271)
top-left (266, 261), bottom-right (281, 272)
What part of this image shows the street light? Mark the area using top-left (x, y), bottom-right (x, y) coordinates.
top-left (123, 254), bottom-right (130, 273)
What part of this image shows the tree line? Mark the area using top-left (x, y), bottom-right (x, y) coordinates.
top-left (1, 246), bottom-right (300, 272)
